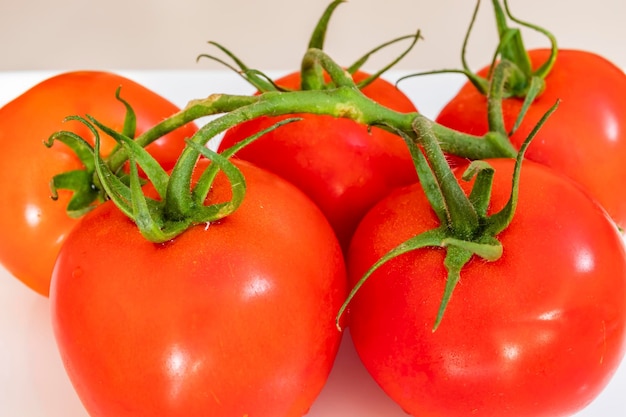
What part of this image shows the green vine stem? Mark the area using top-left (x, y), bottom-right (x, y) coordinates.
top-left (397, 0), bottom-right (558, 100)
top-left (48, 43), bottom-right (558, 332)
top-left (493, 0), bottom-right (558, 82)
top-left (301, 0), bottom-right (423, 90)
top-left (51, 48), bottom-right (518, 241)
top-left (156, 48), bottom-right (517, 158)
top-left (197, 0), bottom-right (422, 94)
top-left (475, 0), bottom-right (558, 98)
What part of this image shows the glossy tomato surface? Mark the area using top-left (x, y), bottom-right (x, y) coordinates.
top-left (50, 159), bottom-right (347, 417)
top-left (0, 71), bottom-right (197, 296)
top-left (219, 70), bottom-right (419, 251)
top-left (436, 49), bottom-right (626, 229)
top-left (347, 158), bottom-right (626, 417)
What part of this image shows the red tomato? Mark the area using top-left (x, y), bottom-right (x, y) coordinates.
top-left (50, 159), bottom-right (347, 417)
top-left (436, 49), bottom-right (626, 229)
top-left (347, 159), bottom-right (626, 416)
top-left (0, 71), bottom-right (197, 296)
top-left (218, 70), bottom-right (418, 251)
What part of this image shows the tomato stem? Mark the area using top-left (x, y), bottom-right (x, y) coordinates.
top-left (337, 99), bottom-right (559, 331)
top-left (413, 117), bottom-right (479, 238)
top-left (336, 228), bottom-right (447, 331)
top-left (488, 0), bottom-right (557, 97)
top-left (45, 127), bottom-right (101, 218)
top-left (499, 0), bottom-right (558, 80)
top-left (47, 48), bottom-right (557, 330)
top-left (190, 118), bottom-right (301, 205)
top-left (197, 41), bottom-right (279, 93)
top-left (483, 99), bottom-right (560, 236)
top-left (396, 0), bottom-right (558, 100)
top-left (51, 49), bottom-right (522, 244)
top-left (459, 0), bottom-right (490, 94)
top-left (301, 0), bottom-right (345, 90)
top-left (307, 0), bottom-right (345, 51)
top-left (491, 0), bottom-right (532, 85)
top-left (46, 88), bottom-right (143, 218)
top-left (348, 31), bottom-right (423, 90)
top-left (301, 0), bottom-right (422, 91)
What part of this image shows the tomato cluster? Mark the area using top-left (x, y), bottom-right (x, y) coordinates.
top-left (1, 1), bottom-right (626, 417)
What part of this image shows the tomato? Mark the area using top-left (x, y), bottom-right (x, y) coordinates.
top-left (50, 158), bottom-right (347, 417)
top-left (0, 71), bottom-right (197, 296)
top-left (436, 49), bottom-right (626, 229)
top-left (218, 70), bottom-right (419, 251)
top-left (346, 158), bottom-right (626, 416)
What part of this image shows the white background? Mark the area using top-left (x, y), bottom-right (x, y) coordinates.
top-left (0, 0), bottom-right (625, 72)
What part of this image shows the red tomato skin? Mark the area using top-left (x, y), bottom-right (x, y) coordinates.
top-left (0, 71), bottom-right (197, 296)
top-left (218, 70), bottom-right (418, 251)
top-left (436, 49), bottom-right (626, 229)
top-left (347, 159), bottom-right (626, 417)
top-left (50, 159), bottom-right (347, 417)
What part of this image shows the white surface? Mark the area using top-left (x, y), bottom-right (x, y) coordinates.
top-left (1, 71), bottom-right (625, 417)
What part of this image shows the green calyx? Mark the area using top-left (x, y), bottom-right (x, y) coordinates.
top-left (88, 111), bottom-right (300, 243)
top-left (397, 0), bottom-right (558, 101)
top-left (46, 126), bottom-right (102, 218)
top-left (300, 0), bottom-right (422, 91)
top-left (336, 99), bottom-right (559, 332)
top-left (488, 0), bottom-right (557, 97)
top-left (197, 0), bottom-right (422, 94)
top-left (45, 87), bottom-right (138, 218)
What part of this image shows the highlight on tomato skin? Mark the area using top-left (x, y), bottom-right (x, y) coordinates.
top-left (49, 159), bottom-right (348, 417)
top-left (345, 158), bottom-right (626, 417)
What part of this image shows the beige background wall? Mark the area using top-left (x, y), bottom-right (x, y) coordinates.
top-left (0, 0), bottom-right (624, 72)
